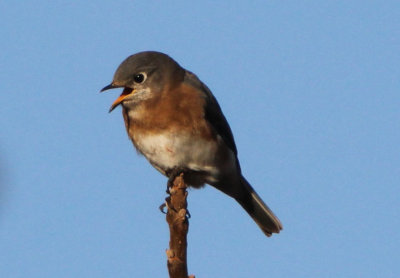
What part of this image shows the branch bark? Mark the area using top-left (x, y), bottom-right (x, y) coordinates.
top-left (165, 173), bottom-right (195, 278)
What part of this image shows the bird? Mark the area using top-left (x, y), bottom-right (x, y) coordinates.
top-left (101, 51), bottom-right (282, 237)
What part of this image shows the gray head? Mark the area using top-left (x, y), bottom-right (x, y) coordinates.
top-left (101, 51), bottom-right (185, 112)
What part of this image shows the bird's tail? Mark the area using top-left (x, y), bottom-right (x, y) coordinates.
top-left (235, 176), bottom-right (283, 237)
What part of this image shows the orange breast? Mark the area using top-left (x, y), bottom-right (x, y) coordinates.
top-left (123, 83), bottom-right (215, 142)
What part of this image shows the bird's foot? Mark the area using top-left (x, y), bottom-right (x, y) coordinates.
top-left (166, 167), bottom-right (187, 192)
top-left (159, 201), bottom-right (191, 218)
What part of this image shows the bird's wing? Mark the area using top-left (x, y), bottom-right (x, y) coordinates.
top-left (183, 71), bottom-right (238, 156)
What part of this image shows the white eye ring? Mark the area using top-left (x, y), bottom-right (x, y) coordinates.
top-left (133, 72), bottom-right (147, 83)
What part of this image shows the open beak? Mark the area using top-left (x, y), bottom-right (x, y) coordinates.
top-left (100, 83), bottom-right (121, 92)
top-left (100, 84), bottom-right (135, 113)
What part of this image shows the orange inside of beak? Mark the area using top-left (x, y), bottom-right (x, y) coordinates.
top-left (109, 88), bottom-right (134, 112)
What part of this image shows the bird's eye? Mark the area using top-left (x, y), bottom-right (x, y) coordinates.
top-left (133, 73), bottom-right (146, 83)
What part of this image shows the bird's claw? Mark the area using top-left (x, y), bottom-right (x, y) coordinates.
top-left (159, 202), bottom-right (167, 214)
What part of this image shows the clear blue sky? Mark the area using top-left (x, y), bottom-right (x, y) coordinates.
top-left (1, 1), bottom-right (399, 277)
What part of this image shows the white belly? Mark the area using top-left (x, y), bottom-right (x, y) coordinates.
top-left (133, 132), bottom-right (221, 176)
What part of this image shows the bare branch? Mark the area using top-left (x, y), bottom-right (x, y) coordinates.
top-left (165, 173), bottom-right (194, 278)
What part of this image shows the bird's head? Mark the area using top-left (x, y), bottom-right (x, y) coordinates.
top-left (101, 51), bottom-right (184, 112)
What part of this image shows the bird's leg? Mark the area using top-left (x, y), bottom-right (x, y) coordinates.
top-left (167, 168), bottom-right (192, 218)
top-left (159, 167), bottom-right (187, 214)
top-left (166, 167), bottom-right (187, 192)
